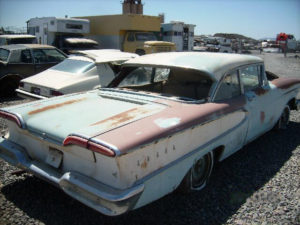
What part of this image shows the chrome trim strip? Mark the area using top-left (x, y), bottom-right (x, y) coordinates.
top-left (100, 88), bottom-right (206, 104)
top-left (16, 89), bottom-right (48, 100)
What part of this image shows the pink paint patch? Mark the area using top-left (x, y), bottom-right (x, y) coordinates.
top-left (260, 111), bottom-right (265, 123)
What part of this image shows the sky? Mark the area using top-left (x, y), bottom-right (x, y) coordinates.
top-left (0, 0), bottom-right (299, 40)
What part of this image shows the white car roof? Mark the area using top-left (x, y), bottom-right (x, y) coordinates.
top-left (0, 34), bottom-right (36, 39)
top-left (76, 49), bottom-right (138, 63)
top-left (123, 52), bottom-right (263, 81)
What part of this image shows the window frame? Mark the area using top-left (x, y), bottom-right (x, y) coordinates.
top-left (212, 69), bottom-right (242, 102)
top-left (212, 63), bottom-right (266, 102)
top-left (239, 63), bottom-right (264, 94)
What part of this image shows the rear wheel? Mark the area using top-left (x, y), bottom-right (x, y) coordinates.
top-left (276, 105), bottom-right (290, 129)
top-left (178, 152), bottom-right (214, 193)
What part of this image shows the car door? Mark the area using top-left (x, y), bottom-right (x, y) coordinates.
top-left (6, 49), bottom-right (35, 78)
top-left (213, 70), bottom-right (248, 157)
top-left (240, 64), bottom-right (272, 143)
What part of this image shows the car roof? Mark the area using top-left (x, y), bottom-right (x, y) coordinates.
top-left (123, 52), bottom-right (263, 81)
top-left (0, 44), bottom-right (56, 50)
top-left (76, 49), bottom-right (138, 63)
top-left (0, 34), bottom-right (36, 39)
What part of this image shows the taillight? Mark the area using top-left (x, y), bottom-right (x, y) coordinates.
top-left (88, 141), bottom-right (116, 157)
top-left (63, 136), bottom-right (88, 148)
top-left (0, 110), bottom-right (22, 128)
top-left (63, 135), bottom-right (116, 157)
top-left (50, 90), bottom-right (63, 96)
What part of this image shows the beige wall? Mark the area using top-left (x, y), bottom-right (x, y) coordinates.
top-left (77, 14), bottom-right (161, 35)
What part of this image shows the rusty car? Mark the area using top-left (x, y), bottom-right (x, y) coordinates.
top-left (0, 52), bottom-right (299, 216)
top-left (0, 44), bottom-right (67, 97)
top-left (16, 50), bottom-right (138, 99)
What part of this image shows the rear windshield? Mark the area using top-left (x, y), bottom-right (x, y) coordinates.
top-left (51, 58), bottom-right (95, 74)
top-left (8, 38), bottom-right (37, 44)
top-left (0, 49), bottom-right (9, 61)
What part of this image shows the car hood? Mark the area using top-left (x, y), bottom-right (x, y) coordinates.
top-left (3, 89), bottom-right (167, 143)
top-left (21, 69), bottom-right (87, 90)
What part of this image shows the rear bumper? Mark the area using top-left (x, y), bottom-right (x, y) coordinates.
top-left (16, 89), bottom-right (48, 100)
top-left (0, 137), bottom-right (144, 216)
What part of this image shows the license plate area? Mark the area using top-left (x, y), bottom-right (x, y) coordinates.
top-left (46, 148), bottom-right (63, 168)
top-left (31, 87), bottom-right (40, 95)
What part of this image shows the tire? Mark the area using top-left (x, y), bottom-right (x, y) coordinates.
top-left (178, 152), bottom-right (214, 193)
top-left (275, 105), bottom-right (290, 130)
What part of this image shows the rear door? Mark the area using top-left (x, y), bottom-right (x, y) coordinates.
top-left (240, 64), bottom-right (272, 143)
top-left (213, 69), bottom-right (248, 156)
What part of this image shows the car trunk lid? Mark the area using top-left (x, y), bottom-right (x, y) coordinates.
top-left (4, 90), bottom-right (166, 144)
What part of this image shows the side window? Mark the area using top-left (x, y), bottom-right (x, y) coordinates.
top-left (154, 68), bottom-right (170, 82)
top-left (127, 33), bottom-right (135, 42)
top-left (33, 49), bottom-right (46, 63)
top-left (240, 65), bottom-right (261, 92)
top-left (33, 49), bottom-right (65, 63)
top-left (20, 50), bottom-right (33, 63)
top-left (214, 71), bottom-right (241, 101)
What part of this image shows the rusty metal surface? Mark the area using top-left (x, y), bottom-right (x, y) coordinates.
top-left (28, 98), bottom-right (86, 115)
top-left (95, 96), bottom-right (246, 153)
top-left (271, 77), bottom-right (300, 89)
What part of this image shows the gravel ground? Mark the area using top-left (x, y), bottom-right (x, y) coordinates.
top-left (0, 51), bottom-right (300, 225)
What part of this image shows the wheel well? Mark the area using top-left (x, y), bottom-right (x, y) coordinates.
top-left (288, 98), bottom-right (297, 110)
top-left (213, 145), bottom-right (225, 162)
top-left (0, 74), bottom-right (23, 85)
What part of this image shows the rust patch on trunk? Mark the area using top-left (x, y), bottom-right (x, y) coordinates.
top-left (28, 98), bottom-right (85, 115)
top-left (90, 107), bottom-right (152, 128)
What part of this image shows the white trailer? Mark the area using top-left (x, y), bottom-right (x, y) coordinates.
top-left (27, 17), bottom-right (98, 54)
top-left (161, 21), bottom-right (195, 51)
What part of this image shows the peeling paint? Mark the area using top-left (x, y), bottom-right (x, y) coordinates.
top-left (255, 87), bottom-right (268, 96)
top-left (141, 159), bottom-right (148, 169)
top-left (154, 117), bottom-right (181, 128)
top-left (28, 98), bottom-right (86, 115)
top-left (90, 107), bottom-right (154, 128)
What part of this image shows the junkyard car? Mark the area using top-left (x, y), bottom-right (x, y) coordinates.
top-left (0, 52), bottom-right (299, 216)
top-left (0, 44), bottom-right (67, 96)
top-left (0, 34), bottom-right (37, 45)
top-left (16, 50), bottom-right (138, 99)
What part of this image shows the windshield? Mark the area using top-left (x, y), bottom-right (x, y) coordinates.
top-left (113, 66), bottom-right (212, 101)
top-left (51, 58), bottom-right (95, 74)
top-left (135, 33), bottom-right (157, 41)
top-left (0, 49), bottom-right (9, 61)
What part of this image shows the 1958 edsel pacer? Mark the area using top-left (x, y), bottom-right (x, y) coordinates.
top-left (0, 52), bottom-right (299, 216)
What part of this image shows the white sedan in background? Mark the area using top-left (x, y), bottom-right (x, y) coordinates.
top-left (16, 50), bottom-right (138, 99)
